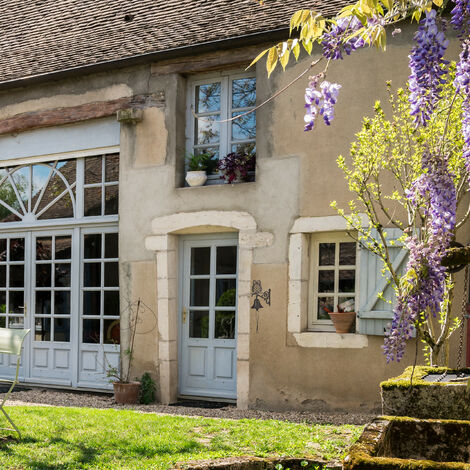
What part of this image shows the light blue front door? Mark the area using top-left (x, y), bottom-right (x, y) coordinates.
top-left (179, 236), bottom-right (238, 399)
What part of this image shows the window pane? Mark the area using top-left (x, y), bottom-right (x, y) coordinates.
top-left (319, 243), bottom-right (335, 266)
top-left (216, 246), bottom-right (237, 274)
top-left (10, 265), bottom-right (24, 288)
top-left (32, 164), bottom-right (53, 201)
top-left (104, 185), bottom-right (118, 215)
top-left (104, 262), bottom-right (119, 287)
top-left (36, 264), bottom-right (51, 287)
top-left (8, 316), bottom-right (24, 329)
top-left (105, 233), bottom-right (118, 259)
top-left (85, 156), bottom-right (102, 184)
top-left (83, 319), bottom-right (100, 344)
top-left (191, 247), bottom-right (210, 275)
top-left (35, 318), bottom-right (51, 341)
top-left (190, 279), bottom-right (210, 307)
top-left (232, 78), bottom-right (256, 108)
top-left (0, 178), bottom-right (22, 221)
top-left (35, 291), bottom-right (51, 315)
top-left (55, 236), bottom-right (71, 260)
top-left (215, 311), bottom-right (235, 339)
top-left (84, 234), bottom-right (101, 259)
top-left (104, 319), bottom-right (120, 344)
top-left (105, 154), bottom-right (119, 182)
top-left (318, 270), bottom-right (334, 293)
top-left (54, 318), bottom-right (70, 342)
top-left (0, 240), bottom-right (6, 261)
top-left (36, 237), bottom-right (52, 260)
top-left (0, 265), bottom-right (5, 287)
top-left (318, 297), bottom-right (334, 320)
top-left (84, 263), bottom-right (101, 287)
top-left (37, 192), bottom-right (74, 220)
top-left (216, 279), bottom-right (236, 306)
top-left (84, 187), bottom-right (102, 217)
top-left (54, 291), bottom-right (70, 315)
top-left (83, 291), bottom-right (101, 316)
top-left (104, 291), bottom-right (119, 316)
top-left (55, 263), bottom-right (71, 287)
top-left (338, 297), bottom-right (355, 312)
top-left (189, 311), bottom-right (209, 338)
top-left (0, 292), bottom-right (5, 313)
top-left (339, 270), bottom-right (356, 293)
top-left (10, 239), bottom-right (24, 261)
top-left (0, 316), bottom-right (6, 327)
top-left (11, 167), bottom-right (29, 211)
top-left (231, 112), bottom-right (256, 141)
top-left (339, 242), bottom-right (356, 265)
top-left (195, 83), bottom-right (221, 113)
top-left (194, 116), bottom-right (220, 145)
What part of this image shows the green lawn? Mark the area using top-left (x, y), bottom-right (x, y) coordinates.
top-left (0, 406), bottom-right (363, 469)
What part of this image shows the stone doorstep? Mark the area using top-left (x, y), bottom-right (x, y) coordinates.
top-left (174, 457), bottom-right (342, 470)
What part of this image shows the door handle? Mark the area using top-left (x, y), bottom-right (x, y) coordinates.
top-left (182, 307), bottom-right (187, 324)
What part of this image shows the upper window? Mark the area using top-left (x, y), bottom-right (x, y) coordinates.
top-left (308, 233), bottom-right (357, 331)
top-left (187, 72), bottom-right (256, 174)
top-left (0, 154), bottom-right (119, 223)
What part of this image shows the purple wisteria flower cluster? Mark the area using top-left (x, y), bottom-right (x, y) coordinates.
top-left (451, 0), bottom-right (470, 37)
top-left (304, 80), bottom-right (342, 131)
top-left (383, 153), bottom-right (457, 362)
top-left (322, 16), bottom-right (365, 60)
top-left (408, 9), bottom-right (449, 127)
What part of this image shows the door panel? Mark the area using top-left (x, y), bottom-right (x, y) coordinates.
top-left (180, 236), bottom-right (238, 399)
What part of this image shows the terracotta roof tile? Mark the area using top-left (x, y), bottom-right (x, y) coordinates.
top-left (0, 0), bottom-right (349, 85)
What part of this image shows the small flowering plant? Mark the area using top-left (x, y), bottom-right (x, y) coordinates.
top-left (216, 152), bottom-right (256, 184)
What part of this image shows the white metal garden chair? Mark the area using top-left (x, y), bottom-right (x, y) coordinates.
top-left (0, 327), bottom-right (30, 438)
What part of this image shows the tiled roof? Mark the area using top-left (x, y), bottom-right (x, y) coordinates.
top-left (0, 0), bottom-right (349, 85)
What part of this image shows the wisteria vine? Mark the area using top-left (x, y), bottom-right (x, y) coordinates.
top-left (302, 1), bottom-right (470, 362)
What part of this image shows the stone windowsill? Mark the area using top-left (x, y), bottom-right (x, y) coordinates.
top-left (293, 331), bottom-right (368, 349)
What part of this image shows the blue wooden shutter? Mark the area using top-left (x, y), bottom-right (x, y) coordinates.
top-left (357, 228), bottom-right (407, 336)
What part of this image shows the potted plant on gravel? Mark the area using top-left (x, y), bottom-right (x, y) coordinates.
top-left (185, 152), bottom-right (217, 187)
top-left (217, 152), bottom-right (256, 184)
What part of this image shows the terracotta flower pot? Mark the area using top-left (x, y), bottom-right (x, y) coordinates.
top-left (328, 311), bottom-right (356, 334)
top-left (113, 381), bottom-right (140, 404)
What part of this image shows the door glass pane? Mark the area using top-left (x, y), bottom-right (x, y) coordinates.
top-left (10, 265), bottom-right (24, 288)
top-left (36, 264), bottom-right (51, 287)
top-left (9, 291), bottom-right (24, 313)
top-left (0, 292), bottom-right (5, 313)
top-left (104, 319), bottom-right (120, 344)
top-left (0, 239), bottom-right (6, 261)
top-left (83, 319), bottom-right (100, 343)
top-left (55, 236), bottom-right (71, 259)
top-left (190, 279), bottom-right (210, 307)
top-left (54, 291), bottom-right (70, 315)
top-left (339, 242), bottom-right (356, 265)
top-left (54, 318), bottom-right (70, 342)
top-left (0, 265), bottom-right (5, 287)
top-left (318, 297), bottom-right (334, 320)
top-left (216, 246), bottom-right (237, 274)
top-left (191, 247), bottom-right (210, 275)
top-left (319, 243), bottom-right (335, 266)
top-left (35, 318), bottom-right (51, 341)
top-left (84, 263), bottom-right (101, 287)
top-left (105, 233), bottom-right (118, 258)
top-left (36, 291), bottom-right (51, 315)
top-left (10, 239), bottom-right (24, 261)
top-left (318, 270), bottom-right (334, 293)
top-left (0, 316), bottom-right (6, 327)
top-left (214, 311), bottom-right (235, 339)
top-left (36, 237), bottom-right (52, 260)
top-left (83, 291), bottom-right (101, 316)
top-left (104, 291), bottom-right (119, 316)
top-left (216, 279), bottom-right (236, 306)
top-left (189, 311), bottom-right (209, 338)
top-left (104, 262), bottom-right (119, 287)
top-left (84, 234), bottom-right (101, 259)
top-left (8, 316), bottom-right (24, 329)
top-left (55, 263), bottom-right (71, 287)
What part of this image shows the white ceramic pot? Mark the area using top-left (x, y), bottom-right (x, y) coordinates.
top-left (185, 171), bottom-right (207, 187)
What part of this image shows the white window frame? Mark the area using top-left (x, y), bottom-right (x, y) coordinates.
top-left (186, 70), bottom-right (256, 183)
top-left (308, 232), bottom-right (358, 332)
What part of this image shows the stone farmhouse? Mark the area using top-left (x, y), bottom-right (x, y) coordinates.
top-left (0, 0), bottom-right (466, 411)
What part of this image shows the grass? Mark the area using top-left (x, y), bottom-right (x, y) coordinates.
top-left (0, 406), bottom-right (363, 469)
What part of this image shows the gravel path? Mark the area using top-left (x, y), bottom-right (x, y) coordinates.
top-left (4, 388), bottom-right (377, 425)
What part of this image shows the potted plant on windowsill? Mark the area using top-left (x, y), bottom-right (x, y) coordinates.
top-left (325, 299), bottom-right (356, 334)
top-left (185, 152), bottom-right (217, 187)
top-left (217, 152), bottom-right (256, 184)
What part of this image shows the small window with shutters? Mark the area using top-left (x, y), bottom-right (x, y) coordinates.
top-left (308, 233), bottom-right (358, 332)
